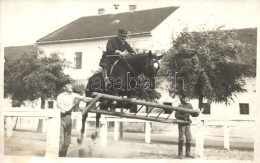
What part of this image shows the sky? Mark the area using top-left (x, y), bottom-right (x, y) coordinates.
top-left (0, 0), bottom-right (259, 47)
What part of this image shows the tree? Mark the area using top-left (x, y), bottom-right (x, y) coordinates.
top-left (160, 28), bottom-right (256, 109)
top-left (4, 51), bottom-right (72, 132)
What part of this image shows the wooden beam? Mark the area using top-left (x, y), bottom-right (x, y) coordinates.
top-left (4, 109), bottom-right (60, 117)
top-left (81, 94), bottom-right (101, 115)
top-left (91, 92), bottom-right (199, 114)
top-left (88, 109), bottom-right (190, 124)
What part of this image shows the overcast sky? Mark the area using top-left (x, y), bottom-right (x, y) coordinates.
top-left (0, 0), bottom-right (259, 47)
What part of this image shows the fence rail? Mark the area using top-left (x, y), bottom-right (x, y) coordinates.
top-left (4, 108), bottom-right (60, 158)
top-left (3, 108), bottom-right (256, 159)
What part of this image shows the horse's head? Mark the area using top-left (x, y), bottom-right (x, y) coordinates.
top-left (141, 50), bottom-right (164, 89)
top-left (104, 51), bottom-right (165, 93)
top-left (144, 50), bottom-right (164, 78)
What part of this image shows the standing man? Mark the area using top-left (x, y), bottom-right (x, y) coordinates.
top-left (100, 29), bottom-right (136, 88)
top-left (57, 83), bottom-right (91, 157)
top-left (175, 94), bottom-right (200, 159)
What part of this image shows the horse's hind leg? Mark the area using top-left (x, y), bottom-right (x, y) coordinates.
top-left (96, 113), bottom-right (101, 128)
top-left (90, 100), bottom-right (107, 140)
top-left (77, 112), bottom-right (88, 144)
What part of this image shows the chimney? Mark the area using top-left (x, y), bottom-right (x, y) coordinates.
top-left (129, 5), bottom-right (137, 11)
top-left (98, 8), bottom-right (105, 15)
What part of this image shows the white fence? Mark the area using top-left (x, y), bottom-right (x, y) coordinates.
top-left (3, 109), bottom-right (256, 159)
top-left (71, 112), bottom-right (254, 158)
top-left (4, 108), bottom-right (60, 158)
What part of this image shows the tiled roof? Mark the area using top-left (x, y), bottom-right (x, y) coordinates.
top-left (36, 6), bottom-right (179, 43)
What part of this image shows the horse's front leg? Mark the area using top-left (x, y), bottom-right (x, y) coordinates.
top-left (90, 113), bottom-right (100, 140)
top-left (77, 112), bottom-right (88, 144)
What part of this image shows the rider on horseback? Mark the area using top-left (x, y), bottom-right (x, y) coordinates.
top-left (100, 29), bottom-right (136, 89)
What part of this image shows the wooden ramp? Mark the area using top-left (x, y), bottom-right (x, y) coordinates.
top-left (81, 92), bottom-right (199, 124)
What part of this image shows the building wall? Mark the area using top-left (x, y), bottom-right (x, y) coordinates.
top-left (37, 36), bottom-right (156, 80)
top-left (204, 77), bottom-right (257, 120)
top-left (38, 40), bottom-right (106, 80)
top-left (156, 77), bottom-right (256, 120)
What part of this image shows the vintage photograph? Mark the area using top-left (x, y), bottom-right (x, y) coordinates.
top-left (1, 0), bottom-right (259, 162)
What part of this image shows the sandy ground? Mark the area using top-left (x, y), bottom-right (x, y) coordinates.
top-left (4, 129), bottom-right (253, 161)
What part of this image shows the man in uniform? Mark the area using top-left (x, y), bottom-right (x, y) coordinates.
top-left (100, 29), bottom-right (136, 88)
top-left (175, 94), bottom-right (200, 159)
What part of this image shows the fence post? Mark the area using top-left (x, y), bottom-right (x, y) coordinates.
top-left (100, 117), bottom-right (107, 146)
top-left (114, 120), bottom-right (120, 140)
top-left (195, 119), bottom-right (204, 158)
top-left (145, 122), bottom-right (151, 143)
top-left (6, 117), bottom-right (13, 137)
top-left (45, 110), bottom-right (60, 158)
top-left (224, 122), bottom-right (230, 150)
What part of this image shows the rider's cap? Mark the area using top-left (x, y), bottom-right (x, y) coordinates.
top-left (118, 29), bottom-right (128, 36)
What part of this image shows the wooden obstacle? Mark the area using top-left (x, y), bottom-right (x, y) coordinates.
top-left (82, 92), bottom-right (200, 124)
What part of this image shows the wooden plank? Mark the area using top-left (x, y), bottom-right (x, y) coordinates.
top-left (91, 92), bottom-right (199, 114)
top-left (4, 109), bottom-right (60, 118)
top-left (145, 122), bottom-right (151, 143)
top-left (88, 109), bottom-right (190, 124)
top-left (195, 120), bottom-right (205, 158)
top-left (45, 115), bottom-right (60, 157)
top-left (99, 117), bottom-right (107, 146)
top-left (224, 123), bottom-right (230, 150)
top-left (5, 117), bottom-right (13, 137)
top-left (114, 121), bottom-right (120, 140)
top-left (81, 95), bottom-right (101, 115)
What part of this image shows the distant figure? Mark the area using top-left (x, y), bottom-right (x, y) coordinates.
top-left (57, 83), bottom-right (91, 157)
top-left (100, 29), bottom-right (136, 88)
top-left (175, 94), bottom-right (200, 159)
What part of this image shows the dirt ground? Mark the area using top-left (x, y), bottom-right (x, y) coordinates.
top-left (4, 129), bottom-right (254, 161)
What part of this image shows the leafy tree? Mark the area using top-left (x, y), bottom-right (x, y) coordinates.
top-left (4, 51), bottom-right (72, 132)
top-left (160, 28), bottom-right (256, 108)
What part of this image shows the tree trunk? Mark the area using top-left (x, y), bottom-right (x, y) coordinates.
top-left (12, 100), bottom-right (23, 130)
top-left (36, 97), bottom-right (45, 133)
top-left (198, 95), bottom-right (203, 110)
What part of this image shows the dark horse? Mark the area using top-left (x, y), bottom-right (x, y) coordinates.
top-left (77, 51), bottom-right (164, 143)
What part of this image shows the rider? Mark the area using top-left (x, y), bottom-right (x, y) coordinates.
top-left (100, 29), bottom-right (136, 88)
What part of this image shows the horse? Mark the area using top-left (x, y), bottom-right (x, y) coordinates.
top-left (77, 50), bottom-right (164, 143)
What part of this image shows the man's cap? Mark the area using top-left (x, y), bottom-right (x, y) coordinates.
top-left (118, 29), bottom-right (128, 35)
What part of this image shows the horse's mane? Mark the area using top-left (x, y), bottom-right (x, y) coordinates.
top-left (125, 53), bottom-right (148, 65)
top-left (110, 53), bottom-right (148, 76)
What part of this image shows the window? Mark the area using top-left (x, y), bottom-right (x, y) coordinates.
top-left (202, 103), bottom-right (211, 114)
top-left (74, 52), bottom-right (82, 69)
top-left (48, 101), bottom-right (54, 109)
top-left (163, 102), bottom-right (173, 114)
top-left (239, 103), bottom-right (249, 115)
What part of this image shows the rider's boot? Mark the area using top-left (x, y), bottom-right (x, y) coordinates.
top-left (178, 140), bottom-right (184, 159)
top-left (185, 142), bottom-right (195, 158)
top-left (102, 67), bottom-right (111, 89)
